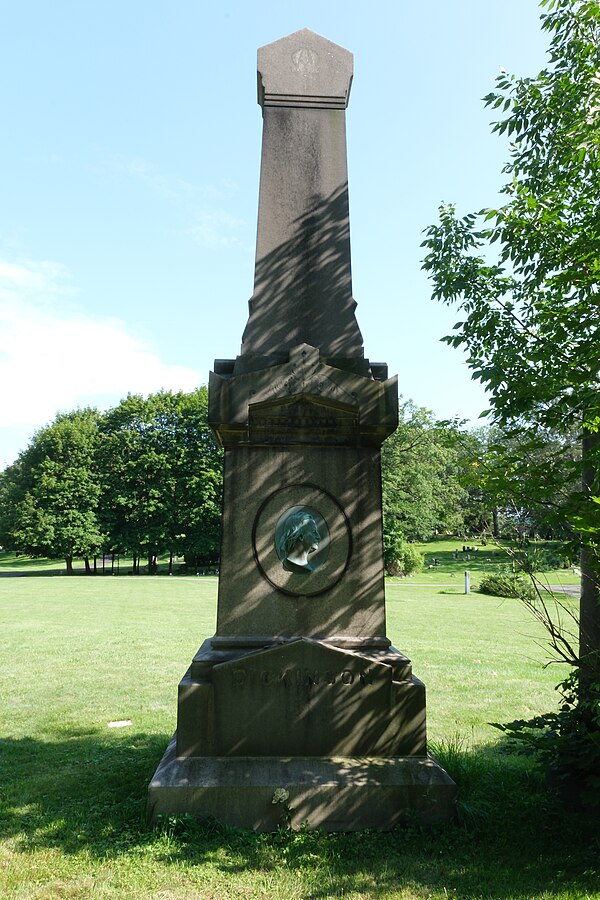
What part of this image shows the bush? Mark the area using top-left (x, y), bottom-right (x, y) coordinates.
top-left (383, 516), bottom-right (404, 575)
top-left (385, 543), bottom-right (424, 577)
top-left (383, 523), bottom-right (423, 576)
top-left (478, 571), bottom-right (535, 601)
top-left (516, 547), bottom-right (574, 574)
top-left (491, 667), bottom-right (600, 809)
top-left (401, 543), bottom-right (423, 576)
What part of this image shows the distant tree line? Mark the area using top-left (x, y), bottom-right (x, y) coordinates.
top-left (0, 389), bottom-right (581, 575)
top-left (382, 400), bottom-right (580, 573)
top-left (0, 388), bottom-right (222, 574)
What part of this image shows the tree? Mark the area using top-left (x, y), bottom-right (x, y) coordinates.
top-left (98, 393), bottom-right (167, 573)
top-left (177, 390), bottom-right (223, 569)
top-left (98, 389), bottom-right (222, 572)
top-left (151, 388), bottom-right (222, 571)
top-left (0, 390), bottom-right (223, 574)
top-left (381, 400), bottom-right (469, 555)
top-left (466, 424), bottom-right (582, 542)
top-left (421, 0), bottom-right (600, 786)
top-left (0, 409), bottom-right (103, 573)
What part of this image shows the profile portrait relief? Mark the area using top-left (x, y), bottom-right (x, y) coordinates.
top-left (275, 507), bottom-right (329, 574)
top-left (254, 488), bottom-right (347, 596)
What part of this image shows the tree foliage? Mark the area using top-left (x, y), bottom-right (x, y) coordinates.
top-left (0, 389), bottom-right (223, 573)
top-left (467, 424), bottom-right (582, 542)
top-left (381, 400), bottom-right (470, 561)
top-left (421, 0), bottom-right (600, 789)
top-left (421, 0), bottom-right (600, 600)
top-left (422, 0), bottom-right (600, 438)
top-left (0, 409), bottom-right (103, 572)
top-left (98, 388), bottom-right (222, 571)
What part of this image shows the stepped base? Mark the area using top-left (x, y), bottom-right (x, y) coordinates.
top-left (147, 735), bottom-right (457, 831)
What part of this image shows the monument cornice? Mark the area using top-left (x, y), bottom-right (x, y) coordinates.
top-left (208, 343), bottom-right (398, 447)
top-left (257, 29), bottom-right (353, 110)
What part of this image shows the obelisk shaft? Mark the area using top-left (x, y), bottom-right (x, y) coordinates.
top-left (239, 29), bottom-right (363, 363)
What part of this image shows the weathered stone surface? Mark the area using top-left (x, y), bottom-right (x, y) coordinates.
top-left (147, 27), bottom-right (456, 830)
top-left (209, 344), bottom-right (398, 447)
top-left (248, 394), bottom-right (358, 446)
top-left (148, 739), bottom-right (457, 831)
top-left (257, 29), bottom-right (353, 109)
top-left (239, 30), bottom-right (363, 365)
top-left (176, 639), bottom-right (426, 760)
top-left (213, 447), bottom-right (388, 647)
top-left (211, 639), bottom-right (417, 757)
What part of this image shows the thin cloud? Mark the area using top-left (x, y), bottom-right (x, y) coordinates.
top-left (97, 155), bottom-right (195, 202)
top-left (99, 156), bottom-right (241, 205)
top-left (0, 258), bottom-right (73, 298)
top-left (0, 258), bottom-right (200, 438)
top-left (188, 209), bottom-right (249, 249)
top-left (200, 178), bottom-right (239, 200)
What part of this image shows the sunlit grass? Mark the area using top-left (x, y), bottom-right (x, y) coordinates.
top-left (0, 555), bottom-right (597, 899)
top-left (409, 536), bottom-right (580, 586)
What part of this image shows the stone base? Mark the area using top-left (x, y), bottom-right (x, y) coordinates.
top-left (147, 735), bottom-right (457, 831)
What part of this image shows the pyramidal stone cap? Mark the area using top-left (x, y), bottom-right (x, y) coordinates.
top-left (257, 28), bottom-right (353, 109)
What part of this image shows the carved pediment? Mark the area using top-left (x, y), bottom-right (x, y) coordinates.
top-left (258, 29), bottom-right (353, 110)
top-left (212, 638), bottom-right (391, 756)
top-left (248, 393), bottom-right (358, 445)
top-left (209, 344), bottom-right (398, 447)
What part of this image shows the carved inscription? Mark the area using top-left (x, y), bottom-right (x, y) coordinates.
top-left (230, 667), bottom-right (375, 687)
top-left (292, 47), bottom-right (319, 74)
top-left (212, 640), bottom-right (393, 756)
top-left (249, 398), bottom-right (358, 445)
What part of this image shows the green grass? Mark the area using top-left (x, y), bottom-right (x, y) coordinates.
top-left (411, 537), bottom-right (580, 587)
top-left (0, 553), bottom-right (598, 898)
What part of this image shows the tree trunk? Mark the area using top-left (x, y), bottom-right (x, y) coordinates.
top-left (492, 507), bottom-right (500, 539)
top-left (579, 429), bottom-right (600, 702)
top-left (65, 556), bottom-right (73, 575)
top-left (84, 557), bottom-right (91, 574)
top-left (168, 550), bottom-right (173, 575)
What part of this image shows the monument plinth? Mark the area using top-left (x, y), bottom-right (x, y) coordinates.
top-left (148, 29), bottom-right (456, 830)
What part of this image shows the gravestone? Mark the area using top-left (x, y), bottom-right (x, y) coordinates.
top-left (147, 28), bottom-right (456, 830)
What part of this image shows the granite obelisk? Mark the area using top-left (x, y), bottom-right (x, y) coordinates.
top-left (148, 29), bottom-right (456, 830)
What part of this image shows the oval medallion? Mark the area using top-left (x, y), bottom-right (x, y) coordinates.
top-left (253, 484), bottom-right (351, 596)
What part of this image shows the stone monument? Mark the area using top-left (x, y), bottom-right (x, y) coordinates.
top-left (147, 28), bottom-right (456, 830)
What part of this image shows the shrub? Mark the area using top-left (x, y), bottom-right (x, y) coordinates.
top-left (383, 524), bottom-right (423, 577)
top-left (516, 547), bottom-right (574, 574)
top-left (383, 516), bottom-right (404, 575)
top-left (491, 666), bottom-right (600, 809)
top-left (401, 543), bottom-right (423, 576)
top-left (478, 571), bottom-right (535, 601)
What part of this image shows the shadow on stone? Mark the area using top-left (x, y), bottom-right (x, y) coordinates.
top-left (149, 28), bottom-right (455, 830)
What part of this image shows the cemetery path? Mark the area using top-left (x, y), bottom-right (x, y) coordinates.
top-left (394, 582), bottom-right (580, 597)
top-left (546, 583), bottom-right (580, 597)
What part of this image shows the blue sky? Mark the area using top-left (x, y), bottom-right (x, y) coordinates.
top-left (0, 1), bottom-right (549, 468)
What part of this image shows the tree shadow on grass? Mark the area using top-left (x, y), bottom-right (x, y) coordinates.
top-left (2, 730), bottom-right (599, 897)
top-left (177, 743), bottom-right (600, 899)
top-left (0, 730), bottom-right (168, 855)
top-left (0, 570), bottom-right (72, 578)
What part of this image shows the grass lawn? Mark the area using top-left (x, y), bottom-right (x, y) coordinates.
top-left (0, 550), bottom-right (598, 899)
top-left (412, 536), bottom-right (580, 587)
